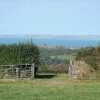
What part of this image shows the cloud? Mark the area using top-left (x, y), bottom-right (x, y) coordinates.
top-left (0, 33), bottom-right (100, 40)
top-left (0, 34), bottom-right (17, 39)
top-left (24, 34), bottom-right (100, 40)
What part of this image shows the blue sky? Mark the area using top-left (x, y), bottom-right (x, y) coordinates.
top-left (0, 0), bottom-right (99, 36)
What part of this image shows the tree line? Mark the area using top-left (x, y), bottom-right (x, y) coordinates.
top-left (0, 42), bottom-right (40, 66)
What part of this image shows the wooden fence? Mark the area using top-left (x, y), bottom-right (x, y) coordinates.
top-left (0, 64), bottom-right (36, 79)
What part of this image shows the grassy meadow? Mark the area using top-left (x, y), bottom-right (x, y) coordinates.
top-left (0, 74), bottom-right (100, 100)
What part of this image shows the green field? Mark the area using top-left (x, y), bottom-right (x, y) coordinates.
top-left (0, 74), bottom-right (100, 100)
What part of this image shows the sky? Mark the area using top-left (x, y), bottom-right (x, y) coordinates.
top-left (0, 0), bottom-right (100, 36)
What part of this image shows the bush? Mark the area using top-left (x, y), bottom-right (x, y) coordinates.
top-left (76, 46), bottom-right (100, 70)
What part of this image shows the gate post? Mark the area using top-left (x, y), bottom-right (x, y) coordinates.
top-left (31, 64), bottom-right (35, 79)
top-left (16, 67), bottom-right (20, 79)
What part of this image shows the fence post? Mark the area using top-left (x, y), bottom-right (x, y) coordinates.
top-left (31, 64), bottom-right (35, 79)
top-left (69, 58), bottom-right (74, 79)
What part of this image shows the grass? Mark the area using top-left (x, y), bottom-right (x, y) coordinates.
top-left (0, 74), bottom-right (100, 100)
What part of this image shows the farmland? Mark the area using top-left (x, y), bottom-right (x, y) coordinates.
top-left (38, 46), bottom-right (76, 73)
top-left (0, 42), bottom-right (100, 100)
top-left (0, 74), bottom-right (100, 100)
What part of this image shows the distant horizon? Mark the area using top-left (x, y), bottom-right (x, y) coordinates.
top-left (0, 34), bottom-right (100, 48)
